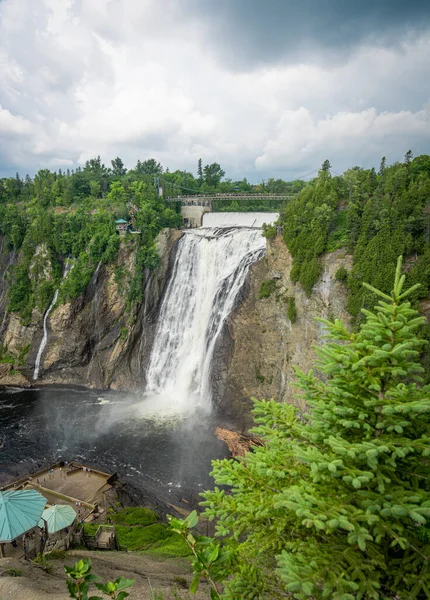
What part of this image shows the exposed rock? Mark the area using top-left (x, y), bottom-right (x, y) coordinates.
top-left (0, 229), bottom-right (182, 389)
top-left (218, 234), bottom-right (353, 427)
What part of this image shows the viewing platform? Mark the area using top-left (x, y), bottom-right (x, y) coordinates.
top-left (1, 462), bottom-right (118, 559)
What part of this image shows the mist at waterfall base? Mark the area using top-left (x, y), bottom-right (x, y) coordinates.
top-left (1, 224), bottom-right (269, 503)
top-left (0, 387), bottom-right (228, 503)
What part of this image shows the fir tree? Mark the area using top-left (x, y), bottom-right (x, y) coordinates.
top-left (201, 257), bottom-right (430, 599)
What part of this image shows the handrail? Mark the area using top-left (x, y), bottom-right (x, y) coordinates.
top-left (166, 193), bottom-right (292, 202)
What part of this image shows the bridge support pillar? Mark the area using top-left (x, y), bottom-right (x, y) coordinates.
top-left (181, 205), bottom-right (211, 228)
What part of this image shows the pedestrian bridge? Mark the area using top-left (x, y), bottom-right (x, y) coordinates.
top-left (166, 193), bottom-right (291, 206)
top-left (165, 194), bottom-right (290, 227)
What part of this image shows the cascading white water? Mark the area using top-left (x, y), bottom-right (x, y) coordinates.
top-left (33, 260), bottom-right (74, 381)
top-left (145, 227), bottom-right (266, 413)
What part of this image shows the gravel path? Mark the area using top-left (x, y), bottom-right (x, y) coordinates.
top-left (0, 550), bottom-right (210, 599)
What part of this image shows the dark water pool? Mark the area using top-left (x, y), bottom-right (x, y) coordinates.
top-left (0, 386), bottom-right (228, 505)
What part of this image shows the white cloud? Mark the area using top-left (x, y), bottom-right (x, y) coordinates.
top-left (255, 106), bottom-right (430, 171)
top-left (0, 0), bottom-right (429, 179)
top-left (0, 105), bottom-right (32, 135)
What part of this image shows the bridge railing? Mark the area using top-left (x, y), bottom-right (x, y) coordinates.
top-left (165, 193), bottom-right (292, 204)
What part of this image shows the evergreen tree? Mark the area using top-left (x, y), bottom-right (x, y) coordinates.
top-left (379, 156), bottom-right (387, 176)
top-left (202, 258), bottom-right (430, 599)
top-left (320, 159), bottom-right (332, 174)
top-left (111, 156), bottom-right (127, 177)
top-left (405, 149), bottom-right (413, 166)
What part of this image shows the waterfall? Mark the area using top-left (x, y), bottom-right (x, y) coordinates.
top-left (145, 227), bottom-right (266, 412)
top-left (33, 260), bottom-right (74, 381)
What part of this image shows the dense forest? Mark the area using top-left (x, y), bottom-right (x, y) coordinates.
top-left (0, 153), bottom-right (429, 332)
top-left (277, 154), bottom-right (430, 315)
top-left (0, 157), bottom-right (303, 324)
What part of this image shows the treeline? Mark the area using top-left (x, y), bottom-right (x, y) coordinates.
top-left (0, 157), bottom-right (188, 323)
top-left (0, 155), bottom-right (302, 323)
top-left (279, 154), bottom-right (430, 321)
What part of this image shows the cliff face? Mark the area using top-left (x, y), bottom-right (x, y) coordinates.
top-left (0, 229), bottom-right (182, 388)
top-left (2, 231), bottom-right (407, 420)
top-left (219, 235), bottom-right (353, 426)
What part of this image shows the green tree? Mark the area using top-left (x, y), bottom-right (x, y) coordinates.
top-left (111, 157), bottom-right (127, 177)
top-left (107, 181), bottom-right (127, 204)
top-left (320, 159), bottom-right (332, 174)
top-left (405, 149), bottom-right (413, 166)
top-left (203, 163), bottom-right (225, 188)
top-left (201, 258), bottom-right (430, 599)
top-left (134, 158), bottom-right (163, 176)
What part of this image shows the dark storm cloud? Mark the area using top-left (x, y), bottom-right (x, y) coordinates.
top-left (186, 0), bottom-right (430, 69)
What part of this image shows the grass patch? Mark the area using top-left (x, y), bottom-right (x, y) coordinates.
top-left (116, 524), bottom-right (170, 551)
top-left (116, 524), bottom-right (191, 556)
top-left (141, 533), bottom-right (191, 558)
top-left (83, 523), bottom-right (99, 536)
top-left (110, 507), bottom-right (158, 526)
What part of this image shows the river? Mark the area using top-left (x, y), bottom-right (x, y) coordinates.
top-left (0, 386), bottom-right (228, 504)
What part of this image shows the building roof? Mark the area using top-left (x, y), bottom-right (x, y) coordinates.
top-left (115, 219), bottom-right (128, 224)
top-left (38, 504), bottom-right (77, 533)
top-left (0, 489), bottom-right (47, 542)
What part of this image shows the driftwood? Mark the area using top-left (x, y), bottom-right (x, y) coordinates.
top-left (215, 427), bottom-right (264, 458)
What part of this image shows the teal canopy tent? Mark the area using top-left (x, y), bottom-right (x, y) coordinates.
top-left (39, 504), bottom-right (77, 534)
top-left (0, 489), bottom-right (47, 542)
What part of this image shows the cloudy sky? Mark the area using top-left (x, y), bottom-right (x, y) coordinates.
top-left (1, 0), bottom-right (429, 181)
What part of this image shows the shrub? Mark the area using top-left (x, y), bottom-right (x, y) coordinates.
top-left (262, 223), bottom-right (277, 239)
top-left (2, 568), bottom-right (22, 577)
top-left (335, 265), bottom-right (348, 282)
top-left (287, 297), bottom-right (297, 322)
top-left (259, 279), bottom-right (276, 299)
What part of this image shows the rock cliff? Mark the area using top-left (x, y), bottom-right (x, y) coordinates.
top-left (0, 229), bottom-right (182, 388)
top-left (218, 234), bottom-right (353, 426)
top-left (4, 230), bottom-right (418, 427)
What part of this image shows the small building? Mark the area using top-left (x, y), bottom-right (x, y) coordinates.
top-left (115, 219), bottom-right (130, 234)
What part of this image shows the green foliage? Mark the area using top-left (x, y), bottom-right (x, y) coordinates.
top-left (83, 523), bottom-right (99, 536)
top-left (8, 264), bottom-right (34, 321)
top-left (64, 558), bottom-right (134, 600)
top-left (255, 367), bottom-right (265, 383)
top-left (33, 552), bottom-right (54, 574)
top-left (168, 510), bottom-right (234, 599)
top-left (46, 549), bottom-right (66, 560)
top-left (280, 155), bottom-right (430, 309)
top-left (0, 343), bottom-right (29, 367)
top-left (259, 279), bottom-right (276, 299)
top-left (261, 223), bottom-right (277, 239)
top-left (335, 265), bottom-right (348, 283)
top-left (110, 506), bottom-right (158, 526)
top-left (200, 260), bottom-right (430, 599)
top-left (287, 297), bottom-right (297, 323)
top-left (115, 523), bottom-right (189, 555)
top-left (1, 568), bottom-right (22, 577)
